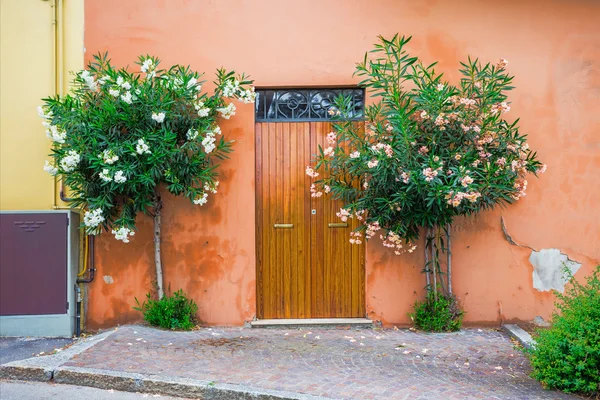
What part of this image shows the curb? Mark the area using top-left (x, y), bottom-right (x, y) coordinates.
top-left (502, 324), bottom-right (536, 349)
top-left (53, 366), bottom-right (329, 400)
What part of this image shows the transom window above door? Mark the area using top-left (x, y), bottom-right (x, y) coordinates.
top-left (255, 88), bottom-right (365, 122)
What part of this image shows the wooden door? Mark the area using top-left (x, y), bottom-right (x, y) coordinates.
top-left (256, 122), bottom-right (365, 319)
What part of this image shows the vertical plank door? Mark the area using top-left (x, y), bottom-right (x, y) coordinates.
top-left (256, 122), bottom-right (365, 319)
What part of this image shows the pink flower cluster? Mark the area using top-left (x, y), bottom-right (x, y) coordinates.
top-left (395, 171), bottom-right (410, 184)
top-left (371, 143), bottom-right (393, 157)
top-left (326, 131), bottom-right (336, 144)
top-left (310, 183), bottom-right (322, 198)
top-left (365, 221), bottom-right (381, 239)
top-left (381, 231), bottom-right (417, 255)
top-left (445, 190), bottom-right (481, 207)
top-left (490, 102), bottom-right (510, 115)
top-left (305, 166), bottom-right (319, 178)
top-left (418, 146), bottom-right (429, 155)
top-left (423, 167), bottom-right (442, 182)
top-left (460, 175), bottom-right (474, 187)
top-left (336, 208), bottom-right (351, 222)
top-left (323, 146), bottom-right (334, 157)
top-left (367, 160), bottom-right (379, 168)
top-left (349, 231), bottom-right (362, 245)
top-left (511, 178), bottom-right (527, 200)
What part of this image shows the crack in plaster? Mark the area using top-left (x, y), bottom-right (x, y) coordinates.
top-left (501, 217), bottom-right (582, 293)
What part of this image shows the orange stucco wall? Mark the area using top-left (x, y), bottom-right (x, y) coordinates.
top-left (84, 0), bottom-right (600, 330)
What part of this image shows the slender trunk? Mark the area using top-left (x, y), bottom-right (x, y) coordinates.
top-left (432, 227), bottom-right (437, 300)
top-left (424, 228), bottom-right (431, 291)
top-left (153, 192), bottom-right (164, 299)
top-left (446, 224), bottom-right (452, 295)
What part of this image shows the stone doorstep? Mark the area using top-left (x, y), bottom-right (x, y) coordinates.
top-left (250, 318), bottom-right (374, 329)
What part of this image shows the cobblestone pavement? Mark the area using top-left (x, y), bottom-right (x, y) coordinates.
top-left (65, 325), bottom-right (574, 400)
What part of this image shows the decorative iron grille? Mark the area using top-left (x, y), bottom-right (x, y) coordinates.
top-left (255, 88), bottom-right (364, 122)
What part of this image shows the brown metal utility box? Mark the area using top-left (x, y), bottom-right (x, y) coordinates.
top-left (0, 210), bottom-right (79, 337)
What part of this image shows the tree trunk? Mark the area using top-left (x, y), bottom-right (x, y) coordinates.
top-left (153, 192), bottom-right (164, 299)
top-left (431, 228), bottom-right (437, 300)
top-left (446, 224), bottom-right (452, 295)
top-left (424, 228), bottom-right (431, 291)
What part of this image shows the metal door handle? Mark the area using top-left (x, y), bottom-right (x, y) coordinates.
top-left (273, 224), bottom-right (294, 228)
top-left (328, 223), bottom-right (348, 228)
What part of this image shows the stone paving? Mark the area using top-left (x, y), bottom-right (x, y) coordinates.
top-left (64, 325), bottom-right (574, 400)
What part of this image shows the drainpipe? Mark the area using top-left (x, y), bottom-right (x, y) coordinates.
top-left (77, 235), bottom-right (96, 284)
top-left (75, 236), bottom-right (96, 337)
top-left (74, 285), bottom-right (82, 337)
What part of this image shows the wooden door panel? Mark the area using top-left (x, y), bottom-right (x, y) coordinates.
top-left (256, 122), bottom-right (365, 319)
top-left (310, 122), bottom-right (366, 318)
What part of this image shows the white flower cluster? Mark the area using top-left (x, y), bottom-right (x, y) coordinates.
top-left (60, 150), bottom-right (80, 172)
top-left (216, 102), bottom-right (236, 119)
top-left (222, 79), bottom-right (240, 97)
top-left (111, 76), bottom-right (133, 104)
top-left (187, 77), bottom-right (201, 91)
top-left (141, 58), bottom-right (156, 78)
top-left (80, 70), bottom-right (97, 91)
top-left (112, 226), bottom-right (135, 243)
top-left (222, 79), bottom-right (256, 103)
top-left (120, 91), bottom-right (133, 104)
top-left (193, 192), bottom-right (208, 205)
top-left (101, 149), bottom-right (119, 164)
top-left (45, 125), bottom-right (67, 143)
top-left (152, 112), bottom-right (165, 123)
top-left (84, 208), bottom-right (104, 231)
top-left (99, 169), bottom-right (126, 183)
top-left (136, 139), bottom-right (151, 155)
top-left (43, 160), bottom-right (58, 176)
top-left (37, 106), bottom-right (53, 120)
top-left (194, 101), bottom-right (210, 117)
top-left (202, 134), bottom-right (216, 153)
top-left (186, 129), bottom-right (199, 141)
top-left (204, 181), bottom-right (219, 194)
top-left (238, 87), bottom-right (256, 104)
top-left (114, 170), bottom-right (127, 183)
top-left (99, 168), bottom-right (112, 182)
top-left (116, 76), bottom-right (131, 90)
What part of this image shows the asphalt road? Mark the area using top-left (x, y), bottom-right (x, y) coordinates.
top-left (0, 337), bottom-right (74, 365)
top-left (0, 381), bottom-right (186, 399)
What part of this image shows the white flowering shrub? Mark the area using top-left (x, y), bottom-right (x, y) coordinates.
top-left (40, 53), bottom-right (254, 297)
top-left (308, 35), bottom-right (546, 326)
top-left (41, 53), bottom-right (254, 238)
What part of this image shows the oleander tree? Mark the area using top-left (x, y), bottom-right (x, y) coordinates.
top-left (39, 53), bottom-right (255, 298)
top-left (308, 35), bottom-right (546, 308)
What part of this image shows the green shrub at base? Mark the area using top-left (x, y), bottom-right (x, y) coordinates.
top-left (526, 266), bottom-right (600, 395)
top-left (410, 291), bottom-right (464, 332)
top-left (134, 289), bottom-right (198, 330)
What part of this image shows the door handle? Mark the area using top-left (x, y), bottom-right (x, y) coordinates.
top-left (328, 223), bottom-right (348, 228)
top-left (273, 224), bottom-right (294, 228)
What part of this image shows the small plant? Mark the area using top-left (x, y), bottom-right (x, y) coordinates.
top-left (134, 289), bottom-right (198, 330)
top-left (410, 291), bottom-right (464, 332)
top-left (525, 266), bottom-right (600, 395)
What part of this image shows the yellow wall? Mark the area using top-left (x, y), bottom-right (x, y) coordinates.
top-left (0, 0), bottom-right (83, 210)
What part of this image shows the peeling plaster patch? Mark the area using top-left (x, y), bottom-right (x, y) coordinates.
top-left (103, 275), bottom-right (114, 284)
top-left (529, 249), bottom-right (581, 293)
